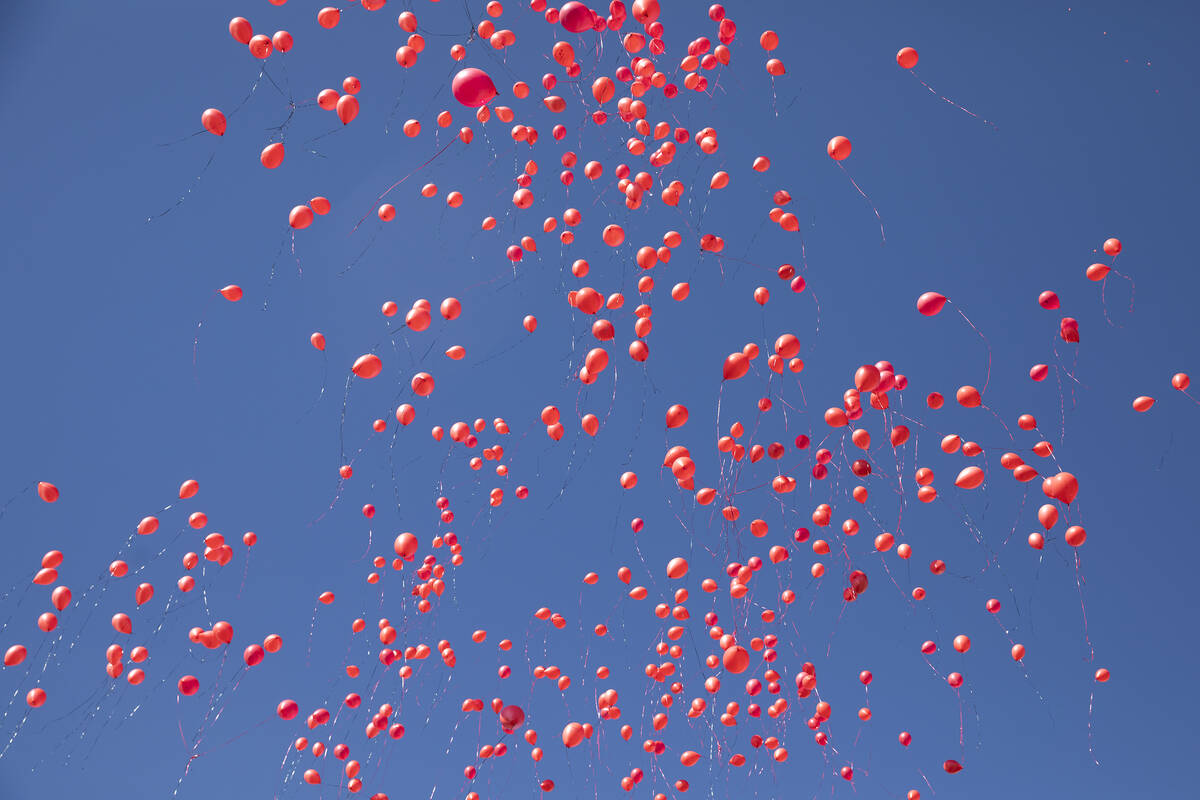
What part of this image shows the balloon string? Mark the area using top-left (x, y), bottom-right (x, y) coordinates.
top-left (155, 129), bottom-right (207, 148)
top-left (954, 306), bottom-right (992, 396)
top-left (1087, 689), bottom-right (1101, 766)
top-left (262, 228), bottom-right (290, 311)
top-left (1073, 550), bottom-right (1095, 662)
top-left (339, 224), bottom-right (381, 275)
top-left (191, 291), bottom-right (219, 384)
top-left (956, 688), bottom-right (965, 753)
top-left (912, 73), bottom-right (998, 130)
top-left (229, 65), bottom-right (269, 118)
top-left (146, 151), bottom-right (216, 223)
top-left (0, 483), bottom-right (32, 526)
top-left (837, 163), bottom-right (885, 245)
top-left (1098, 270), bottom-right (1136, 327)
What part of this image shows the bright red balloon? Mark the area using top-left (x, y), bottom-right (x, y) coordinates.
top-left (452, 68), bottom-right (498, 108)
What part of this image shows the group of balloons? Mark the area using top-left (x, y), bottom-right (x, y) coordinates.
top-left (6, 2), bottom-right (1188, 799)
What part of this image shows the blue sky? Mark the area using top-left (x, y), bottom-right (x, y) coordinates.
top-left (1, 1), bottom-right (1198, 798)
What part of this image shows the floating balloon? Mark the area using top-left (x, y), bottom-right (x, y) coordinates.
top-left (452, 68), bottom-right (498, 108)
top-left (201, 108), bottom-right (226, 136)
top-left (917, 292), bottom-right (947, 316)
top-left (827, 136), bottom-right (851, 161)
top-left (352, 354), bottom-right (382, 379)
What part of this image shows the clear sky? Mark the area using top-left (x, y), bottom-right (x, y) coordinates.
top-left (1, 1), bottom-right (1198, 798)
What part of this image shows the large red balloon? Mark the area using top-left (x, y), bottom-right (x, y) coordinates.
top-left (722, 646), bottom-right (750, 673)
top-left (452, 69), bottom-right (498, 108)
top-left (559, 2), bottom-right (595, 32)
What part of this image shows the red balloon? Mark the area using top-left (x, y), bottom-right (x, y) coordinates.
top-left (353, 354), bottom-right (382, 379)
top-left (1060, 317), bottom-right (1080, 343)
top-left (826, 136), bottom-right (851, 161)
top-left (896, 47), bottom-right (918, 69)
top-left (201, 108), bottom-right (227, 136)
top-left (1038, 290), bottom-right (1060, 310)
top-left (559, 2), bottom-right (595, 32)
top-left (317, 7), bottom-right (340, 29)
top-left (562, 722), bottom-right (585, 748)
top-left (452, 68), bottom-right (498, 108)
top-left (229, 17), bottom-right (253, 44)
top-left (1042, 471), bottom-right (1079, 504)
top-left (336, 95), bottom-right (359, 125)
top-left (289, 205), bottom-right (314, 229)
top-left (411, 372), bottom-right (435, 396)
top-left (394, 532), bottom-right (419, 560)
top-left (261, 142), bottom-right (285, 169)
top-left (248, 34), bottom-right (272, 59)
top-left (854, 365), bottom-right (881, 392)
top-left (499, 704), bottom-right (525, 732)
top-left (665, 404), bottom-right (688, 428)
top-left (4, 645), bottom-right (27, 667)
top-left (916, 292), bottom-right (947, 316)
top-left (51, 585), bottom-right (71, 610)
top-left (722, 646), bottom-right (750, 673)
top-left (723, 353), bottom-right (749, 381)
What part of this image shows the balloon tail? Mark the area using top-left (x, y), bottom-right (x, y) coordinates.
top-left (1073, 550), bottom-right (1095, 662)
top-left (837, 163), bottom-right (885, 245)
top-left (341, 225), bottom-right (382, 275)
top-left (147, 151), bottom-right (216, 223)
top-left (1087, 689), bottom-right (1101, 766)
top-left (191, 292), bottom-right (220, 384)
top-left (954, 306), bottom-right (993, 396)
top-left (1098, 269), bottom-right (1136, 327)
top-left (912, 73), bottom-right (998, 130)
top-left (262, 228), bottom-right (290, 311)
